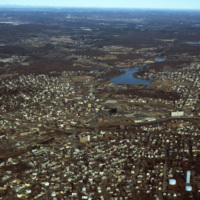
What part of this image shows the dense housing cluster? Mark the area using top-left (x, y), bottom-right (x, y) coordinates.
top-left (0, 62), bottom-right (200, 199)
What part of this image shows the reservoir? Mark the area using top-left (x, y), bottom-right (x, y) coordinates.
top-left (111, 68), bottom-right (152, 85)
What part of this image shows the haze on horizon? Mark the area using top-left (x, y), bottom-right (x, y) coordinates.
top-left (0, 0), bottom-right (200, 10)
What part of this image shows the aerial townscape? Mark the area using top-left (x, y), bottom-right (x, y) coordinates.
top-left (0, 6), bottom-right (200, 200)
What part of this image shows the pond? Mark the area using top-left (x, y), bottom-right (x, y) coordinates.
top-left (154, 57), bottom-right (165, 62)
top-left (111, 68), bottom-right (152, 85)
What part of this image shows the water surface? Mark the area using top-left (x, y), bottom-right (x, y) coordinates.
top-left (111, 68), bottom-right (152, 85)
top-left (154, 57), bottom-right (165, 62)
top-left (186, 41), bottom-right (200, 45)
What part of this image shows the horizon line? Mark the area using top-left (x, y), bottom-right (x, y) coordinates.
top-left (0, 5), bottom-right (200, 11)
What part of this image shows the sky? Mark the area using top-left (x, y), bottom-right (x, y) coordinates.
top-left (0, 0), bottom-right (200, 10)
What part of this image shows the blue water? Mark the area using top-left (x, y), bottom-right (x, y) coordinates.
top-left (155, 57), bottom-right (165, 62)
top-left (186, 41), bottom-right (200, 45)
top-left (139, 63), bottom-right (147, 67)
top-left (111, 68), bottom-right (152, 85)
